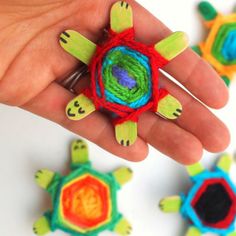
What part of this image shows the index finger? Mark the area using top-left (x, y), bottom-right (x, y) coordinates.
top-left (130, 1), bottom-right (229, 109)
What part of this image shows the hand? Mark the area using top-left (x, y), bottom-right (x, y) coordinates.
top-left (0, 0), bottom-right (230, 164)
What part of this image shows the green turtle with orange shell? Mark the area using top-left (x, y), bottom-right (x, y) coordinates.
top-left (193, 1), bottom-right (236, 86)
top-left (33, 139), bottom-right (133, 236)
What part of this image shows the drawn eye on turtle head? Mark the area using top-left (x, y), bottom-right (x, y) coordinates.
top-left (60, 1), bottom-right (189, 146)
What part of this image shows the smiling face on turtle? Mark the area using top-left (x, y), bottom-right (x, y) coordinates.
top-left (66, 94), bottom-right (96, 121)
top-left (60, 1), bottom-right (188, 146)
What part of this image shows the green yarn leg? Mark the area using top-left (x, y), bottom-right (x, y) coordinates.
top-left (198, 1), bottom-right (218, 22)
top-left (46, 173), bottom-right (61, 200)
top-left (192, 45), bottom-right (202, 56)
top-left (221, 75), bottom-right (231, 87)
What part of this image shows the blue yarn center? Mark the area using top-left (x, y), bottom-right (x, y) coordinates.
top-left (112, 65), bottom-right (137, 89)
top-left (221, 30), bottom-right (236, 61)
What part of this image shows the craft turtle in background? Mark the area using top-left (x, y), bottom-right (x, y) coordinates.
top-left (33, 140), bottom-right (133, 236)
top-left (159, 154), bottom-right (236, 236)
top-left (193, 1), bottom-right (236, 86)
top-left (59, 1), bottom-right (189, 146)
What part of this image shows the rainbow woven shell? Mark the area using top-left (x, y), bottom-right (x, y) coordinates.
top-left (159, 154), bottom-right (236, 236)
top-left (181, 172), bottom-right (236, 233)
top-left (83, 29), bottom-right (168, 124)
top-left (50, 168), bottom-right (120, 234)
top-left (33, 140), bottom-right (132, 236)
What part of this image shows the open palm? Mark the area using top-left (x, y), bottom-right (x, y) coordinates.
top-left (0, 0), bottom-right (230, 163)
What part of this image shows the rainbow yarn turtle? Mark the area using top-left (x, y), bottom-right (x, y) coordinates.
top-left (59, 1), bottom-right (189, 146)
top-left (33, 140), bottom-right (133, 236)
top-left (159, 154), bottom-right (236, 236)
top-left (192, 1), bottom-right (236, 86)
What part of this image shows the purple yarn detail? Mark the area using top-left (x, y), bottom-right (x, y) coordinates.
top-left (112, 66), bottom-right (137, 89)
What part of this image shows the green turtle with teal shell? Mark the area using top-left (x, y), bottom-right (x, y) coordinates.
top-left (33, 140), bottom-right (133, 236)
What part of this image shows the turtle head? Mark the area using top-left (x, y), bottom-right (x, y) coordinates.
top-left (66, 94), bottom-right (95, 121)
top-left (71, 139), bottom-right (89, 166)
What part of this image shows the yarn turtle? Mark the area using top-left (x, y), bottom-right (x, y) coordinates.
top-left (192, 1), bottom-right (236, 86)
top-left (33, 140), bottom-right (133, 236)
top-left (59, 1), bottom-right (189, 146)
top-left (159, 154), bottom-right (236, 236)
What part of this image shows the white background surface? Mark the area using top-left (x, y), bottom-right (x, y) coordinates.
top-left (0, 0), bottom-right (236, 235)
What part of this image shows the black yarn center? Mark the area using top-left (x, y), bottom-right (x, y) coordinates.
top-left (194, 183), bottom-right (232, 224)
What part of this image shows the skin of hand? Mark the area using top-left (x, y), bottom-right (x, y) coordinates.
top-left (0, 0), bottom-right (230, 164)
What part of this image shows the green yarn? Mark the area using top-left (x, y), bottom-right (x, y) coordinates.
top-left (221, 75), bottom-right (231, 86)
top-left (198, 1), bottom-right (218, 21)
top-left (212, 23), bottom-right (236, 65)
top-left (103, 50), bottom-right (149, 103)
top-left (47, 173), bottom-right (62, 201)
top-left (192, 45), bottom-right (202, 56)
